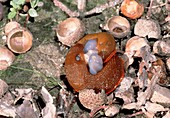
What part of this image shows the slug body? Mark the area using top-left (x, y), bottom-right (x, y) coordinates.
top-left (65, 32), bottom-right (124, 94)
top-left (84, 39), bottom-right (103, 75)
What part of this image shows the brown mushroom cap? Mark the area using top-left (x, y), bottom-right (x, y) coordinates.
top-left (121, 0), bottom-right (144, 19)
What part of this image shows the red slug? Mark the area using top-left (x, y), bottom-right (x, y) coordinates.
top-left (65, 32), bottom-right (124, 94)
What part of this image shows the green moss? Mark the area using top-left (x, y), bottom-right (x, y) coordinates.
top-left (0, 62), bottom-right (33, 85)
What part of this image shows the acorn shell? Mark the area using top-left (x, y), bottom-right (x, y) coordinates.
top-left (4, 21), bottom-right (21, 36)
top-left (56, 18), bottom-right (85, 47)
top-left (7, 27), bottom-right (33, 53)
top-left (65, 32), bottom-right (124, 94)
top-left (103, 16), bottom-right (130, 38)
top-left (121, 0), bottom-right (144, 19)
top-left (0, 47), bottom-right (15, 70)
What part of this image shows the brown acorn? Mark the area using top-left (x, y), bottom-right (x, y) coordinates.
top-left (7, 27), bottom-right (33, 53)
top-left (56, 18), bottom-right (85, 47)
top-left (0, 47), bottom-right (15, 70)
top-left (121, 0), bottom-right (144, 19)
top-left (103, 16), bottom-right (130, 38)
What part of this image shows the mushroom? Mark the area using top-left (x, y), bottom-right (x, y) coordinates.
top-left (4, 21), bottom-right (21, 36)
top-left (153, 40), bottom-right (170, 56)
top-left (125, 36), bottom-right (149, 65)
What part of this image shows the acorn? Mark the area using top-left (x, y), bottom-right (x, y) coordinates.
top-left (102, 16), bottom-right (130, 38)
top-left (4, 21), bottom-right (21, 36)
top-left (56, 18), bottom-right (85, 47)
top-left (121, 0), bottom-right (144, 19)
top-left (7, 27), bottom-right (33, 53)
top-left (0, 47), bottom-right (15, 70)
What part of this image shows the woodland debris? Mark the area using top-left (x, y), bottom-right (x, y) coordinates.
top-left (0, 79), bottom-right (8, 97)
top-left (12, 88), bottom-right (34, 104)
top-left (104, 105), bottom-right (120, 117)
top-left (53, 0), bottom-right (123, 17)
top-left (166, 57), bottom-right (170, 71)
top-left (150, 84), bottom-right (170, 106)
top-left (16, 100), bottom-right (38, 118)
top-left (134, 19), bottom-right (161, 39)
top-left (0, 102), bottom-right (16, 117)
top-left (144, 101), bottom-right (167, 114)
top-left (41, 87), bottom-right (57, 118)
top-left (153, 40), bottom-right (170, 56)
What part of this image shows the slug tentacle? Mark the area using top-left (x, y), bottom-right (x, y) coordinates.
top-left (84, 39), bottom-right (97, 53)
top-left (88, 53), bottom-right (103, 75)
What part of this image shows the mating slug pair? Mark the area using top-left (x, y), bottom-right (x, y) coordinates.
top-left (65, 32), bottom-right (124, 94)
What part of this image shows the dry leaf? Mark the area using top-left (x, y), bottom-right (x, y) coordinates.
top-left (42, 103), bottom-right (56, 118)
top-left (104, 105), bottom-right (119, 117)
top-left (163, 111), bottom-right (170, 118)
top-left (0, 92), bottom-right (14, 105)
top-left (0, 102), bottom-right (16, 117)
top-left (0, 79), bottom-right (8, 97)
top-left (13, 88), bottom-right (34, 103)
top-left (145, 101), bottom-right (166, 113)
top-left (41, 86), bottom-right (53, 104)
top-left (122, 103), bottom-right (138, 110)
top-left (151, 84), bottom-right (170, 106)
top-left (115, 87), bottom-right (135, 104)
top-left (16, 100), bottom-right (38, 118)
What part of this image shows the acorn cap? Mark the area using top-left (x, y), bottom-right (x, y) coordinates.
top-left (103, 16), bottom-right (130, 38)
top-left (4, 21), bottom-right (21, 36)
top-left (134, 19), bottom-right (161, 39)
top-left (56, 18), bottom-right (85, 47)
top-left (78, 89), bottom-right (107, 110)
top-left (0, 47), bottom-right (15, 70)
top-left (7, 27), bottom-right (33, 53)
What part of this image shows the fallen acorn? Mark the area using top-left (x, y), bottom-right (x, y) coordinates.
top-left (102, 16), bottom-right (130, 38)
top-left (0, 46), bottom-right (15, 70)
top-left (121, 0), bottom-right (144, 19)
top-left (56, 17), bottom-right (85, 47)
top-left (65, 32), bottom-right (124, 94)
top-left (7, 27), bottom-right (33, 54)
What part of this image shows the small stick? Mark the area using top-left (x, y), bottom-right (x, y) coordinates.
top-left (53, 0), bottom-right (79, 17)
top-left (53, 0), bottom-right (123, 17)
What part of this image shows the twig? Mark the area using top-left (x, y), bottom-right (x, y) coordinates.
top-left (146, 0), bottom-right (154, 18)
top-left (53, 0), bottom-right (79, 17)
top-left (137, 67), bottom-right (161, 106)
top-left (89, 105), bottom-right (107, 118)
top-left (53, 0), bottom-right (123, 17)
top-left (84, 0), bottom-right (123, 16)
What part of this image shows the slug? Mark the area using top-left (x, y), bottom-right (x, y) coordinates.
top-left (83, 39), bottom-right (103, 75)
top-left (88, 53), bottom-right (103, 75)
top-left (84, 39), bottom-right (97, 53)
top-left (65, 32), bottom-right (124, 94)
